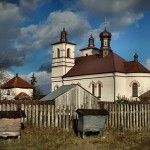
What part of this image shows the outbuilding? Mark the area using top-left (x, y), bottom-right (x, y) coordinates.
top-left (1, 74), bottom-right (34, 100)
top-left (40, 84), bottom-right (98, 108)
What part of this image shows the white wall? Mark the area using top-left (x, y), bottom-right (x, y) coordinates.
top-left (1, 88), bottom-right (33, 100)
top-left (51, 43), bottom-right (75, 92)
top-left (81, 48), bottom-right (99, 56)
top-left (52, 72), bottom-right (150, 102)
top-left (115, 73), bottom-right (150, 100)
top-left (63, 73), bottom-right (115, 102)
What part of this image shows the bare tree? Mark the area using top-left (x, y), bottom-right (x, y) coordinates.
top-left (0, 69), bottom-right (12, 100)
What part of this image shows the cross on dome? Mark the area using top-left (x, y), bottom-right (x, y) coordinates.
top-left (62, 20), bottom-right (66, 29)
top-left (104, 16), bottom-right (108, 29)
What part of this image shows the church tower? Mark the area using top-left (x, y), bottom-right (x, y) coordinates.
top-left (99, 18), bottom-right (112, 57)
top-left (51, 28), bottom-right (76, 91)
top-left (80, 34), bottom-right (99, 56)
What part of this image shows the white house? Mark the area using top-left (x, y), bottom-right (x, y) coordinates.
top-left (51, 27), bottom-right (150, 102)
top-left (1, 74), bottom-right (34, 100)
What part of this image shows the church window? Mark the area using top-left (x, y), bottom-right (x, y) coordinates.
top-left (57, 48), bottom-right (60, 58)
top-left (98, 84), bottom-right (101, 98)
top-left (92, 84), bottom-right (95, 95)
top-left (132, 83), bottom-right (138, 97)
top-left (89, 81), bottom-right (96, 95)
top-left (67, 48), bottom-right (70, 58)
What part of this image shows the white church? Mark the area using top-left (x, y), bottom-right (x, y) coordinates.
top-left (50, 26), bottom-right (150, 102)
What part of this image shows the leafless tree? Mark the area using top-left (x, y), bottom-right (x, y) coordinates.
top-left (0, 69), bottom-right (12, 100)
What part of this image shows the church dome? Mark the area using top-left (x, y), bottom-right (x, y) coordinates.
top-left (60, 27), bottom-right (67, 42)
top-left (88, 34), bottom-right (95, 48)
top-left (99, 27), bottom-right (111, 39)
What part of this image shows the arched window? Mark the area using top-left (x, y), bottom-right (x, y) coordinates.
top-left (98, 84), bottom-right (101, 98)
top-left (67, 48), bottom-right (70, 58)
top-left (132, 83), bottom-right (138, 97)
top-left (89, 81), bottom-right (96, 96)
top-left (92, 84), bottom-right (95, 95)
top-left (57, 48), bottom-right (60, 58)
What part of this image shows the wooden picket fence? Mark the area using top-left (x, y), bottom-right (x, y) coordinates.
top-left (100, 102), bottom-right (150, 131)
top-left (0, 100), bottom-right (150, 131)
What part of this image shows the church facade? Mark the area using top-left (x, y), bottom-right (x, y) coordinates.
top-left (51, 27), bottom-right (150, 102)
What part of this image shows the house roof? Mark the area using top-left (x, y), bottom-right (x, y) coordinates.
top-left (139, 90), bottom-right (150, 101)
top-left (14, 92), bottom-right (32, 100)
top-left (63, 52), bottom-right (150, 77)
top-left (1, 74), bottom-right (34, 89)
top-left (40, 84), bottom-right (76, 101)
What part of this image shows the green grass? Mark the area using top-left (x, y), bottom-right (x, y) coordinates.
top-left (0, 126), bottom-right (150, 150)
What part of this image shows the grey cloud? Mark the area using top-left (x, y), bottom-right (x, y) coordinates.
top-left (0, 2), bottom-right (22, 41)
top-left (20, 0), bottom-right (39, 8)
top-left (0, 2), bottom-right (26, 69)
top-left (20, 0), bottom-right (51, 9)
top-left (76, 0), bottom-right (150, 31)
top-left (0, 47), bottom-right (26, 69)
top-left (1, 0), bottom-right (91, 70)
top-left (19, 10), bottom-right (91, 51)
top-left (77, 0), bottom-right (150, 15)
top-left (38, 62), bottom-right (51, 73)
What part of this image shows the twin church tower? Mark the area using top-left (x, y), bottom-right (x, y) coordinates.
top-left (51, 26), bottom-right (112, 90)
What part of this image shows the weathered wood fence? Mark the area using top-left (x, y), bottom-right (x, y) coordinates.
top-left (0, 100), bottom-right (149, 131)
top-left (101, 102), bottom-right (150, 131)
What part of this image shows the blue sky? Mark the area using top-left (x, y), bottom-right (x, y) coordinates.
top-left (1, 0), bottom-right (150, 94)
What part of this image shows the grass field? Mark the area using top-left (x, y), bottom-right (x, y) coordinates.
top-left (0, 125), bottom-right (150, 150)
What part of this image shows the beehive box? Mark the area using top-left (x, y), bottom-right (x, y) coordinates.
top-left (76, 109), bottom-right (109, 138)
top-left (0, 111), bottom-right (25, 139)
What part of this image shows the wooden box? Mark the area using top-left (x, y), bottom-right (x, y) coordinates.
top-left (0, 111), bottom-right (25, 139)
top-left (76, 109), bottom-right (109, 138)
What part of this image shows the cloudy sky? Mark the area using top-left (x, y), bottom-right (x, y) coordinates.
top-left (0, 0), bottom-right (150, 94)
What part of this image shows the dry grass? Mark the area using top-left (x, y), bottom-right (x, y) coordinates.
top-left (0, 126), bottom-right (150, 150)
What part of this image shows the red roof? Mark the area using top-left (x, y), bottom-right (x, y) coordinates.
top-left (1, 75), bottom-right (34, 89)
top-left (14, 92), bottom-right (32, 100)
top-left (63, 52), bottom-right (150, 77)
top-left (124, 61), bottom-right (149, 73)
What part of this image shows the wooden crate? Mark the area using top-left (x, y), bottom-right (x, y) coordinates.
top-left (0, 111), bottom-right (25, 139)
top-left (76, 109), bottom-right (109, 138)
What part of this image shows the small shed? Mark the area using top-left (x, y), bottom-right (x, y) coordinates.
top-left (40, 84), bottom-right (98, 108)
top-left (0, 111), bottom-right (26, 139)
top-left (139, 90), bottom-right (150, 102)
top-left (76, 109), bottom-right (109, 138)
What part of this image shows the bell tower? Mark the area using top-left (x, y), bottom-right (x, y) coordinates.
top-left (99, 17), bottom-right (112, 57)
top-left (51, 28), bottom-right (76, 91)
